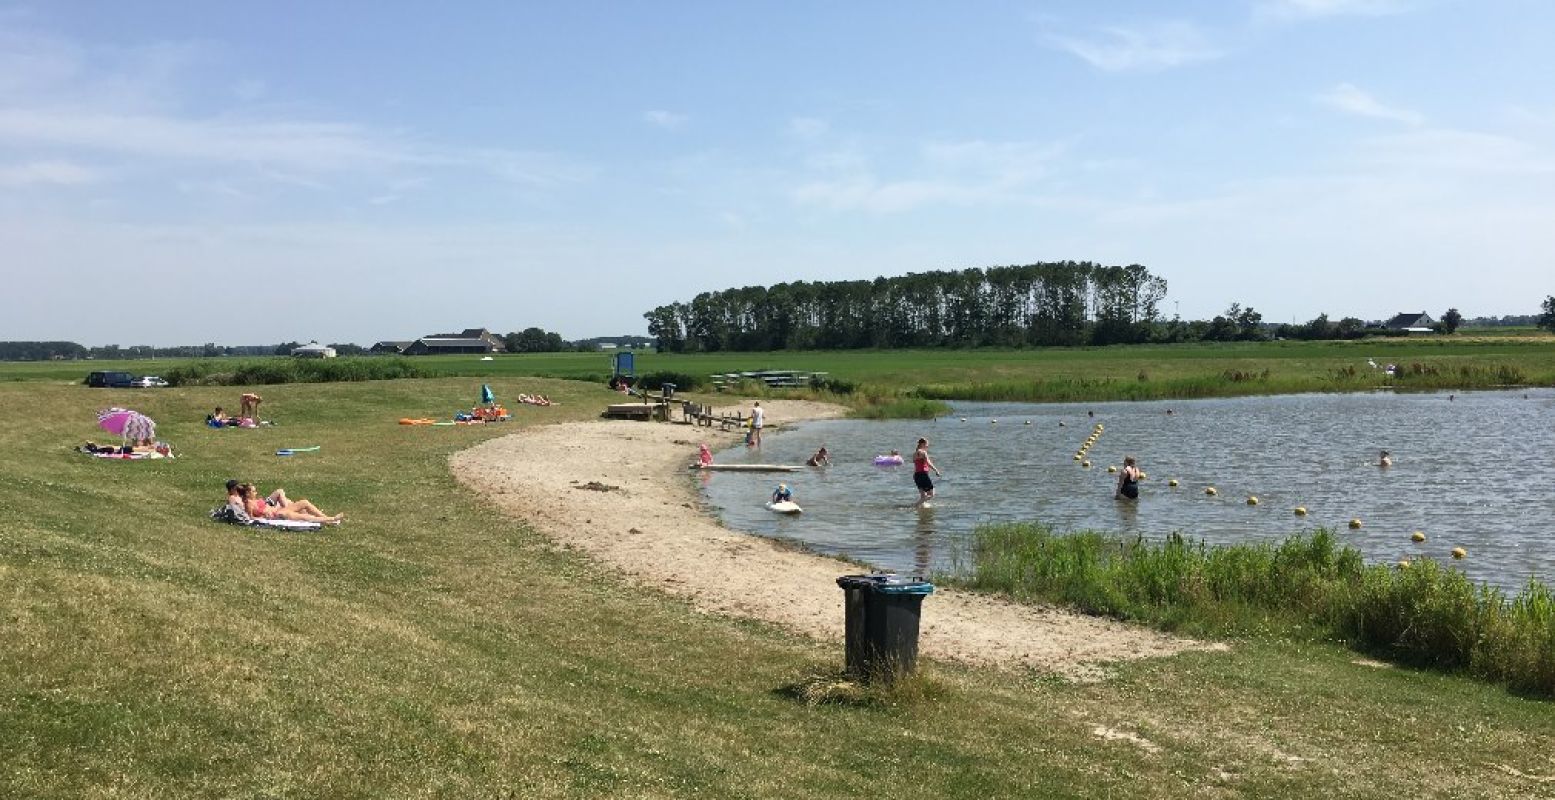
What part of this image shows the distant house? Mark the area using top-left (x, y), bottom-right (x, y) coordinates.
top-left (1383, 312), bottom-right (1437, 333)
top-left (398, 328), bottom-right (507, 356)
top-left (291, 341), bottom-right (337, 358)
top-left (370, 340), bottom-right (412, 355)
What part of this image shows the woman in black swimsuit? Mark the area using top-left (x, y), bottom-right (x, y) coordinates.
top-left (1115, 456), bottom-right (1140, 500)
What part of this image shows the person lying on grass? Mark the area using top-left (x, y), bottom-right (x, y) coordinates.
top-left (231, 480), bottom-right (343, 525)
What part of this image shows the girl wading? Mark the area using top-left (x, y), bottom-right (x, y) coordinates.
top-left (913, 437), bottom-right (941, 507)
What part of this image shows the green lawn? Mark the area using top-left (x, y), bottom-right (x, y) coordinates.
top-left (3, 374), bottom-right (1555, 797)
top-left (20, 332), bottom-right (1555, 402)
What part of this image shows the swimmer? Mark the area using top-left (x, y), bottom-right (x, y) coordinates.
top-left (1378, 450), bottom-right (1392, 468)
top-left (806, 446), bottom-right (830, 467)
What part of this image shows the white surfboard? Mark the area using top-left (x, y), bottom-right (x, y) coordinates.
top-left (767, 501), bottom-right (803, 514)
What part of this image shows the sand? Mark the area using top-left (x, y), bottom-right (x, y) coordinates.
top-left (451, 399), bottom-right (1217, 678)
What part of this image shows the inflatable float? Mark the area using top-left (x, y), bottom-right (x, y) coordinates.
top-left (767, 501), bottom-right (803, 515)
top-left (873, 454), bottom-right (904, 466)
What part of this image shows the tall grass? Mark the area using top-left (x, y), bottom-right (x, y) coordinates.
top-left (163, 357), bottom-right (425, 386)
top-left (960, 523), bottom-right (1555, 694)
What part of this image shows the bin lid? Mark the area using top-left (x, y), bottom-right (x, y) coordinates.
top-left (836, 573), bottom-right (935, 595)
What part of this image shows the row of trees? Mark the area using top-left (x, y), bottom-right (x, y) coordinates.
top-left (643, 262), bottom-right (1168, 352)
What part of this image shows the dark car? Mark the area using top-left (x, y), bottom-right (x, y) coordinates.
top-left (86, 370), bottom-right (135, 388)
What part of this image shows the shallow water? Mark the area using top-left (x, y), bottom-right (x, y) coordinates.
top-left (698, 390), bottom-right (1555, 591)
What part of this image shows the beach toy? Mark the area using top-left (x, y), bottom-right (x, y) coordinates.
top-left (1205, 487), bottom-right (1217, 496)
top-left (1349, 518), bottom-right (1363, 529)
top-left (1246, 496), bottom-right (1259, 506)
top-left (1294, 507), bottom-right (1307, 516)
top-left (1411, 531), bottom-right (1426, 543)
top-left (1452, 547), bottom-right (1466, 559)
top-left (873, 454), bottom-right (904, 466)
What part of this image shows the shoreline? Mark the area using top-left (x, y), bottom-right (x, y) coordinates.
top-left (451, 398), bottom-right (1216, 678)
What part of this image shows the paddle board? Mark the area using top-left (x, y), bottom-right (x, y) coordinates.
top-left (767, 501), bottom-right (803, 514)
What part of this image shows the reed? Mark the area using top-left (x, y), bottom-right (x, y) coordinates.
top-left (163, 357), bottom-right (425, 385)
top-left (960, 523), bottom-right (1555, 694)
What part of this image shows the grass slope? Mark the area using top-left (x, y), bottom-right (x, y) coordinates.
top-left (3, 377), bottom-right (1555, 797)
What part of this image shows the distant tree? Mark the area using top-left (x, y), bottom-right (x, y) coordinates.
top-left (329, 343), bottom-right (367, 356)
top-left (503, 327), bottom-right (566, 353)
top-left (1440, 308), bottom-right (1463, 335)
top-left (1540, 296), bottom-right (1555, 333)
top-left (273, 341), bottom-right (302, 356)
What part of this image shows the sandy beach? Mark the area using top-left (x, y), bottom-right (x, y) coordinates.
top-left (451, 399), bottom-right (1216, 678)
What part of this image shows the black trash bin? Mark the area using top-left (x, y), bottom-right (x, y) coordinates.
top-left (662, 382), bottom-right (677, 400)
top-left (836, 574), bottom-right (935, 682)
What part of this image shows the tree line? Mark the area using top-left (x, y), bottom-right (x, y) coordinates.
top-left (643, 262), bottom-right (1169, 352)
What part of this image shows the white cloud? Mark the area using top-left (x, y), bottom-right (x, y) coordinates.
top-left (0, 107), bottom-right (595, 186)
top-left (791, 138), bottom-right (1067, 214)
top-left (0, 159), bottom-right (99, 187)
top-left (1259, 0), bottom-right (1408, 20)
top-left (1316, 83), bottom-right (1424, 125)
top-left (1046, 22), bottom-right (1222, 73)
top-left (786, 117), bottom-right (828, 139)
top-left (643, 109), bottom-right (687, 129)
top-left (1354, 129), bottom-right (1555, 174)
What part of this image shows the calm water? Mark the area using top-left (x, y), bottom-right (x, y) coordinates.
top-left (698, 390), bottom-right (1555, 590)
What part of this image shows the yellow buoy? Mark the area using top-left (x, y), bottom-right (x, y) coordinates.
top-left (1348, 518), bottom-right (1362, 529)
top-left (1411, 531), bottom-right (1425, 543)
top-left (1452, 547), bottom-right (1467, 560)
top-left (1082, 460), bottom-right (1092, 468)
top-left (1138, 472), bottom-right (1147, 480)
top-left (1024, 420), bottom-right (1032, 425)
top-left (990, 419), bottom-right (997, 424)
top-left (1168, 479), bottom-right (1179, 487)
top-left (1205, 487), bottom-right (1217, 496)
top-left (1073, 454), bottom-right (1082, 461)
top-left (1247, 496), bottom-right (1259, 506)
top-left (1106, 465), bottom-right (1117, 474)
top-left (1398, 560), bottom-right (1411, 569)
top-left (1294, 507), bottom-right (1307, 516)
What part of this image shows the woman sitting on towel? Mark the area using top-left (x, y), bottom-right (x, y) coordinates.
top-left (240, 482), bottom-right (343, 524)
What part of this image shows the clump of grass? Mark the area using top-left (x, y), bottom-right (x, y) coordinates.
top-left (957, 523), bottom-right (1555, 694)
top-left (779, 668), bottom-right (945, 708)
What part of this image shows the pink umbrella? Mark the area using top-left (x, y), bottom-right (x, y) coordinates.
top-left (97, 408), bottom-right (156, 442)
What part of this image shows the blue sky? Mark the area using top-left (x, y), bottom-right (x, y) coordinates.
top-left (2, 0), bottom-right (1551, 346)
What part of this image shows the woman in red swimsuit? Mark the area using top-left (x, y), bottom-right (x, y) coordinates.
top-left (913, 437), bottom-right (941, 506)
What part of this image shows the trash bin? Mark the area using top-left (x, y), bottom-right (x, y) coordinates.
top-left (836, 574), bottom-right (935, 682)
top-left (662, 382), bottom-right (677, 399)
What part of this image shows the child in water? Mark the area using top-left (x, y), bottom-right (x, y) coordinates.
top-left (771, 483), bottom-right (793, 504)
top-left (697, 443), bottom-right (713, 467)
top-left (1378, 450), bottom-right (1392, 468)
top-left (806, 446), bottom-right (830, 467)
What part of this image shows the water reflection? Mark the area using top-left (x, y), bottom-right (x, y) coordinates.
top-left (698, 389), bottom-right (1555, 590)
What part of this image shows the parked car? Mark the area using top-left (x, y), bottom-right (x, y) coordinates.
top-left (132, 376), bottom-right (170, 388)
top-left (85, 370), bottom-right (135, 388)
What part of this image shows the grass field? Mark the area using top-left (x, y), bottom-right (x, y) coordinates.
top-left (20, 331), bottom-right (1555, 402)
top-left (4, 372), bottom-right (1555, 797)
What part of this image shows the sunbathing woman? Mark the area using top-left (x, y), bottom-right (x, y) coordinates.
top-left (242, 483), bottom-right (343, 524)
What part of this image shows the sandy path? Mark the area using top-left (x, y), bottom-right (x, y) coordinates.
top-left (451, 399), bottom-right (1216, 678)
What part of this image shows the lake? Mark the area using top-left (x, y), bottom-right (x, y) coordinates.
top-left (697, 390), bottom-right (1555, 591)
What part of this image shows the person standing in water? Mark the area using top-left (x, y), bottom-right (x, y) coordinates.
top-left (913, 437), bottom-right (941, 506)
top-left (1378, 450), bottom-right (1392, 467)
top-left (1115, 456), bottom-right (1141, 500)
top-left (806, 446), bottom-right (830, 467)
top-left (751, 401), bottom-right (765, 446)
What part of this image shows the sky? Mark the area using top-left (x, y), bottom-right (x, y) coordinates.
top-left (2, 0), bottom-right (1552, 346)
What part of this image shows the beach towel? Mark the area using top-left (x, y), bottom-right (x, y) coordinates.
top-left (209, 505), bottom-right (322, 532)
